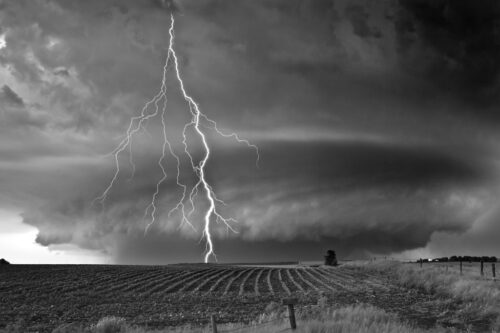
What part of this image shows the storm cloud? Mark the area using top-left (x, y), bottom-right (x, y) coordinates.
top-left (1, 0), bottom-right (500, 263)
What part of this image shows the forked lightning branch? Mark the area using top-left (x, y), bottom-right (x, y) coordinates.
top-left (95, 14), bottom-right (259, 263)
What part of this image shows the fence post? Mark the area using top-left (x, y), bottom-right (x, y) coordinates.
top-left (493, 263), bottom-right (496, 280)
top-left (282, 298), bottom-right (297, 330)
top-left (210, 314), bottom-right (218, 333)
top-left (481, 260), bottom-right (484, 277)
top-left (460, 260), bottom-right (463, 275)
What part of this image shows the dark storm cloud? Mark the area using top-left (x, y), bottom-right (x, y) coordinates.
top-left (426, 205), bottom-right (500, 257)
top-left (114, 228), bottom-right (441, 264)
top-left (203, 141), bottom-right (492, 248)
top-left (345, 4), bottom-right (382, 38)
top-left (394, 0), bottom-right (500, 106)
top-left (0, 85), bottom-right (24, 106)
top-left (209, 140), bottom-right (488, 188)
top-left (16, 138), bottom-right (494, 262)
top-left (0, 85), bottom-right (49, 129)
top-left (1, 0), bottom-right (500, 262)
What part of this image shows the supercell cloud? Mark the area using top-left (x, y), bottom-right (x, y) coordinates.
top-left (1, 0), bottom-right (500, 262)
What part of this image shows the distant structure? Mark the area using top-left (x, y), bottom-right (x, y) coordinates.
top-left (324, 250), bottom-right (338, 266)
top-left (0, 258), bottom-right (10, 265)
top-left (424, 256), bottom-right (498, 263)
top-left (449, 256), bottom-right (497, 263)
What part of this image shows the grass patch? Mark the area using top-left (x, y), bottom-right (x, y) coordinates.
top-left (348, 260), bottom-right (500, 331)
top-left (17, 303), bottom-right (465, 333)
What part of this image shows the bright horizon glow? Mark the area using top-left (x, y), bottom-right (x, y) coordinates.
top-left (0, 34), bottom-right (6, 50)
top-left (0, 209), bottom-right (105, 264)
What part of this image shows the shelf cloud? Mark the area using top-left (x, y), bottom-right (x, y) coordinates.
top-left (1, 0), bottom-right (499, 262)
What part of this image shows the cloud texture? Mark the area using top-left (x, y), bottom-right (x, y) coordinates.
top-left (1, 0), bottom-right (500, 262)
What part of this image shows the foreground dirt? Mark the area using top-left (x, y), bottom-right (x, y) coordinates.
top-left (0, 264), bottom-right (488, 332)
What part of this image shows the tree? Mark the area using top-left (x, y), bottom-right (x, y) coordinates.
top-left (0, 258), bottom-right (10, 265)
top-left (324, 250), bottom-right (338, 266)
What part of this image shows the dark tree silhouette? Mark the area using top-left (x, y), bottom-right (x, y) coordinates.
top-left (324, 250), bottom-right (338, 266)
top-left (0, 258), bottom-right (10, 265)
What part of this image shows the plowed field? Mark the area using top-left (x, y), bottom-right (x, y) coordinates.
top-left (0, 264), bottom-right (469, 332)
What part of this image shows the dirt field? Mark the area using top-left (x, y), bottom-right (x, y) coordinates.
top-left (0, 263), bottom-right (486, 332)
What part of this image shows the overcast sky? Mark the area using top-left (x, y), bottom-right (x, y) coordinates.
top-left (1, 0), bottom-right (500, 264)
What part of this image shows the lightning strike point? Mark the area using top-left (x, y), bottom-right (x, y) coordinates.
top-left (96, 14), bottom-right (258, 263)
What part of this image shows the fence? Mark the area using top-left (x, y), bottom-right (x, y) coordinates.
top-left (212, 260), bottom-right (497, 332)
top-left (210, 298), bottom-right (298, 333)
top-left (417, 258), bottom-right (497, 280)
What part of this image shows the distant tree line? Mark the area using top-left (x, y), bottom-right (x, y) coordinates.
top-left (424, 256), bottom-right (497, 263)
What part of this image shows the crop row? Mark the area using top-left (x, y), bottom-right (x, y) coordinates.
top-left (0, 265), bottom-right (388, 299)
top-left (0, 264), bottom-right (394, 332)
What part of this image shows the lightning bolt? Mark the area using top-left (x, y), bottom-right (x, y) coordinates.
top-left (95, 14), bottom-right (259, 263)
